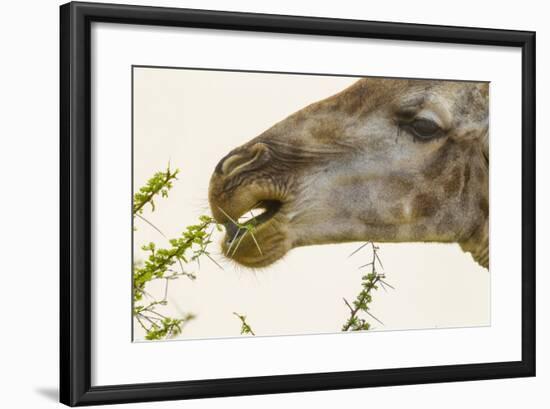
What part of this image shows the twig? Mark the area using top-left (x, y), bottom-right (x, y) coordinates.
top-left (342, 242), bottom-right (392, 332)
top-left (233, 312), bottom-right (256, 336)
top-left (133, 165), bottom-right (178, 215)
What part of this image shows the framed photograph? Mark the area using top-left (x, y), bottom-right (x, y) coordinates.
top-left (60, 1), bottom-right (535, 406)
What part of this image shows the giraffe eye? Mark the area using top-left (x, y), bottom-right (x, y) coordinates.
top-left (407, 118), bottom-right (443, 141)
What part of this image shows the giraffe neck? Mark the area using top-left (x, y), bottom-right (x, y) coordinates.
top-left (459, 220), bottom-right (489, 269)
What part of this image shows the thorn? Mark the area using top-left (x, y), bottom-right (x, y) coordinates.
top-left (225, 228), bottom-right (241, 255)
top-left (135, 213), bottom-right (167, 238)
top-left (249, 231), bottom-right (263, 255)
top-left (379, 279), bottom-right (395, 290)
top-left (231, 231), bottom-right (248, 257)
top-left (206, 253), bottom-right (224, 270)
top-left (358, 262), bottom-right (374, 269)
top-left (374, 251), bottom-right (385, 270)
top-left (217, 206), bottom-right (238, 226)
top-left (343, 298), bottom-right (354, 313)
top-left (366, 310), bottom-right (384, 326)
top-left (348, 242), bottom-right (369, 258)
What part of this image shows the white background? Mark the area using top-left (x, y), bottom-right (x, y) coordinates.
top-left (0, 0), bottom-right (546, 408)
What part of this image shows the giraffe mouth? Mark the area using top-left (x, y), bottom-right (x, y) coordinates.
top-left (223, 200), bottom-right (283, 246)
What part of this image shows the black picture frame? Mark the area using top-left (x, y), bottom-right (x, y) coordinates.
top-left (60, 1), bottom-right (536, 406)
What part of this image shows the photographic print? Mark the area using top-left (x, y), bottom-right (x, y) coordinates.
top-left (132, 67), bottom-right (490, 341)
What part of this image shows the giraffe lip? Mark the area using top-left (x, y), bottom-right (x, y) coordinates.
top-left (224, 200), bottom-right (282, 244)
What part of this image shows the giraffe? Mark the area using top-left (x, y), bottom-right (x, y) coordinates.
top-left (208, 77), bottom-right (489, 269)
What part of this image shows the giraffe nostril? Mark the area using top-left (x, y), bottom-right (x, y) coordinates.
top-left (216, 143), bottom-right (268, 177)
top-left (220, 152), bottom-right (256, 175)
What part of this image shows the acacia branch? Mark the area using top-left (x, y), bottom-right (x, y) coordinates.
top-left (342, 242), bottom-right (391, 332)
top-left (133, 165), bottom-right (179, 215)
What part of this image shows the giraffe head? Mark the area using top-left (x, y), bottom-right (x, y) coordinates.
top-left (208, 78), bottom-right (489, 269)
